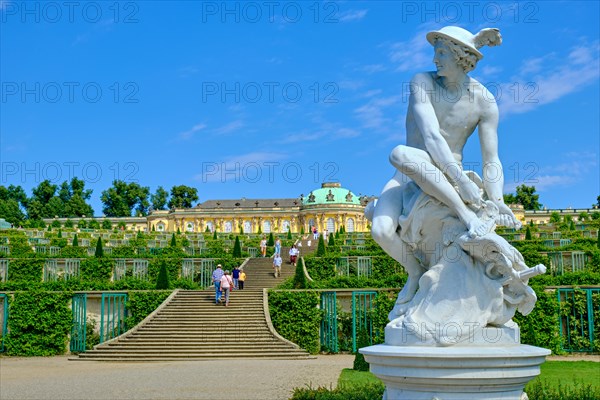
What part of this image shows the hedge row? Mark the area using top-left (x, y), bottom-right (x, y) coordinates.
top-left (1, 290), bottom-right (171, 356)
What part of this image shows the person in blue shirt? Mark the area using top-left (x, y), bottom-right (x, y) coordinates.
top-left (232, 266), bottom-right (240, 290)
top-left (212, 264), bottom-right (224, 304)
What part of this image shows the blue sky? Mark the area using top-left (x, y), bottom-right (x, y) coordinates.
top-left (1, 0), bottom-right (599, 215)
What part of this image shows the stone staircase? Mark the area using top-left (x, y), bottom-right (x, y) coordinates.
top-left (75, 243), bottom-right (310, 361)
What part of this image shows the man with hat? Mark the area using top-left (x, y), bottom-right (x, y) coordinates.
top-left (212, 264), bottom-right (224, 304)
top-left (369, 26), bottom-right (521, 306)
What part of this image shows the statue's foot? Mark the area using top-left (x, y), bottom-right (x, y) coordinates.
top-left (388, 276), bottom-right (420, 319)
top-left (396, 275), bottom-right (419, 304)
top-left (467, 215), bottom-right (495, 237)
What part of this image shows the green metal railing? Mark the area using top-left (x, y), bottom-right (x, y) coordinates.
top-left (558, 288), bottom-right (600, 352)
top-left (352, 291), bottom-right (376, 352)
top-left (100, 293), bottom-right (127, 343)
top-left (70, 294), bottom-right (87, 352)
top-left (336, 257), bottom-right (373, 277)
top-left (0, 294), bottom-right (7, 352)
top-left (0, 259), bottom-right (8, 282)
top-left (320, 292), bottom-right (338, 352)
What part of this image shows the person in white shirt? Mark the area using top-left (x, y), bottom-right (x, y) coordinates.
top-left (289, 245), bottom-right (299, 267)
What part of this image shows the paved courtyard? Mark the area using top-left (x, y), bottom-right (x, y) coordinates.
top-left (0, 355), bottom-right (355, 400)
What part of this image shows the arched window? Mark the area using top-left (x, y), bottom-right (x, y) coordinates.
top-left (186, 222), bottom-right (194, 232)
top-left (262, 221), bottom-right (271, 233)
top-left (206, 222), bottom-right (214, 232)
top-left (346, 218), bottom-right (355, 233)
top-left (224, 221), bottom-right (233, 233)
top-left (281, 220), bottom-right (290, 233)
top-left (308, 219), bottom-right (315, 231)
top-left (327, 218), bottom-right (335, 233)
top-left (156, 223), bottom-right (165, 232)
top-left (243, 221), bottom-right (252, 234)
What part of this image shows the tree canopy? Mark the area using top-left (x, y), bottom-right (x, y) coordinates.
top-left (504, 185), bottom-right (542, 210)
top-left (100, 180), bottom-right (150, 217)
top-left (151, 186), bottom-right (169, 211)
top-left (168, 185), bottom-right (198, 209)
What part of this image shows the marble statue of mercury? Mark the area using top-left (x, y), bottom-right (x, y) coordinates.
top-left (367, 26), bottom-right (528, 317)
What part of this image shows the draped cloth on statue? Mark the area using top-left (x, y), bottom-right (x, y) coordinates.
top-left (387, 182), bottom-right (531, 346)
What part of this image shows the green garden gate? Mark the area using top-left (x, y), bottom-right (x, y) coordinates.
top-left (352, 291), bottom-right (377, 352)
top-left (0, 293), bottom-right (7, 352)
top-left (320, 291), bottom-right (338, 352)
top-left (100, 293), bottom-right (128, 343)
top-left (70, 293), bottom-right (87, 352)
top-left (558, 288), bottom-right (600, 352)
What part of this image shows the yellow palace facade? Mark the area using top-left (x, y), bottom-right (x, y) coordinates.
top-left (146, 182), bottom-right (369, 234)
top-left (46, 182), bottom-right (598, 233)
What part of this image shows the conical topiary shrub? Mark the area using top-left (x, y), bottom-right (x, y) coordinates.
top-left (233, 236), bottom-right (242, 258)
top-left (95, 237), bottom-right (104, 257)
top-left (213, 230), bottom-right (217, 240)
top-left (170, 233), bottom-right (177, 247)
top-left (328, 233), bottom-right (335, 247)
top-left (287, 228), bottom-right (292, 240)
top-left (155, 261), bottom-right (170, 289)
top-left (353, 329), bottom-right (371, 371)
top-left (267, 232), bottom-right (274, 246)
top-left (525, 226), bottom-right (532, 240)
top-left (72, 234), bottom-right (79, 247)
top-left (58, 229), bottom-right (62, 238)
top-left (316, 234), bottom-right (326, 256)
top-left (293, 259), bottom-right (307, 289)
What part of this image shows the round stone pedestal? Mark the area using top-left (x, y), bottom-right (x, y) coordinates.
top-left (359, 344), bottom-right (550, 400)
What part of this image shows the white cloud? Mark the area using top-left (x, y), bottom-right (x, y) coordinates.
top-left (213, 120), bottom-right (244, 135)
top-left (360, 64), bottom-right (387, 74)
top-left (338, 9), bottom-right (368, 22)
top-left (477, 65), bottom-right (503, 79)
top-left (338, 80), bottom-right (365, 91)
top-left (354, 95), bottom-right (402, 130)
top-left (178, 123), bottom-right (207, 140)
top-left (194, 151), bottom-right (288, 182)
top-left (499, 42), bottom-right (600, 116)
top-left (504, 151), bottom-right (598, 192)
top-left (335, 128), bottom-right (360, 138)
top-left (388, 26), bottom-right (434, 72)
top-left (280, 131), bottom-right (323, 144)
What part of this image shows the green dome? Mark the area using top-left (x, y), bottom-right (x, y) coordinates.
top-left (302, 183), bottom-right (361, 205)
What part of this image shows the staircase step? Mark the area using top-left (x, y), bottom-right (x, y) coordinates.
top-left (76, 255), bottom-right (311, 360)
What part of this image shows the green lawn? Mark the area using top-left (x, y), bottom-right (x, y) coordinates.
top-left (531, 361), bottom-right (600, 389)
top-left (337, 361), bottom-right (600, 399)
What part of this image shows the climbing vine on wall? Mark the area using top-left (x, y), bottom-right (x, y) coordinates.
top-left (268, 290), bottom-right (321, 354)
top-left (4, 290), bottom-right (72, 356)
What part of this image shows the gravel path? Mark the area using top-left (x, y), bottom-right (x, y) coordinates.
top-left (0, 355), bottom-right (355, 400)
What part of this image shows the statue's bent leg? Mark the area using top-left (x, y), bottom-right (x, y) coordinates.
top-left (371, 175), bottom-right (424, 314)
top-left (389, 145), bottom-right (492, 237)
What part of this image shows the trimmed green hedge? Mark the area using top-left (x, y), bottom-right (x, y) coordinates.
top-left (126, 290), bottom-right (171, 328)
top-left (268, 291), bottom-right (321, 354)
top-left (4, 290), bottom-right (72, 356)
